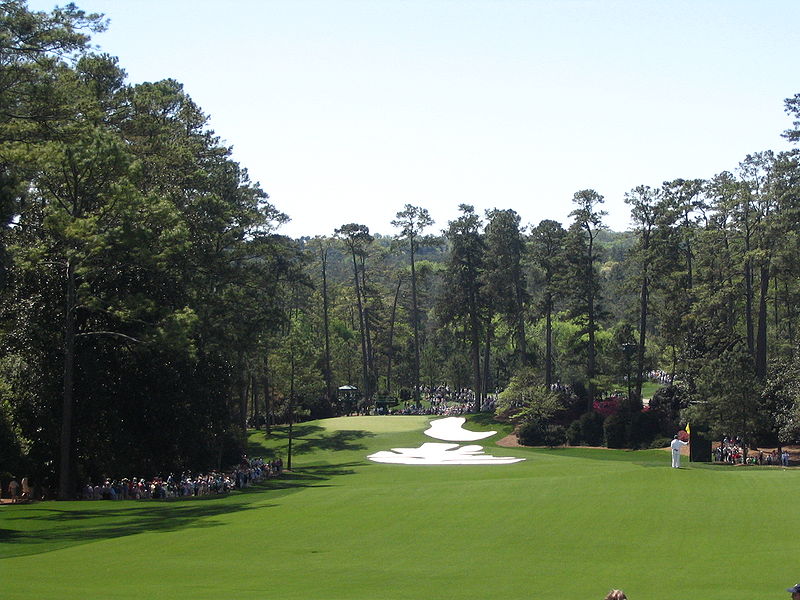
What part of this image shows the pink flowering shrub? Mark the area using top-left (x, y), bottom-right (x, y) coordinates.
top-left (592, 398), bottom-right (619, 416)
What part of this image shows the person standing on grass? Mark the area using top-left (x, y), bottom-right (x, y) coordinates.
top-left (671, 435), bottom-right (688, 468)
top-left (604, 590), bottom-right (627, 600)
top-left (787, 582), bottom-right (800, 600)
top-left (8, 477), bottom-right (19, 502)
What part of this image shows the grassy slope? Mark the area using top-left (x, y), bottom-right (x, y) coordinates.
top-left (0, 415), bottom-right (796, 600)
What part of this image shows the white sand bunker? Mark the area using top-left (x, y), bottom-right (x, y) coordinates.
top-left (368, 443), bottom-right (525, 465)
top-left (424, 416), bottom-right (496, 441)
top-left (367, 417), bottom-right (525, 465)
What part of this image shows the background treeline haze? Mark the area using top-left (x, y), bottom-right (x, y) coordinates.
top-left (2, 2), bottom-right (800, 497)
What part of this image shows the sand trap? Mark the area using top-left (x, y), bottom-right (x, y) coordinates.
top-left (424, 417), bottom-right (496, 441)
top-left (368, 442), bottom-right (525, 465)
top-left (367, 417), bottom-right (525, 465)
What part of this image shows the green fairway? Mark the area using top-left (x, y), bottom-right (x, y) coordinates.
top-left (1, 415), bottom-right (797, 600)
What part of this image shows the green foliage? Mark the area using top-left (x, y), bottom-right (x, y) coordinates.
top-left (566, 419), bottom-right (582, 445)
top-left (0, 2), bottom-right (302, 492)
top-left (603, 413), bottom-right (627, 448)
top-left (648, 383), bottom-right (689, 435)
top-left (627, 410), bottom-right (661, 449)
top-left (3, 0), bottom-right (800, 496)
top-left (543, 423), bottom-right (567, 447)
top-left (0, 397), bottom-right (25, 477)
top-left (578, 411), bottom-right (605, 446)
top-left (760, 358), bottom-right (800, 445)
top-left (495, 368), bottom-right (561, 424)
top-left (516, 421), bottom-right (566, 447)
top-left (693, 346), bottom-right (761, 443)
top-left (650, 436), bottom-right (673, 449)
top-left (516, 419), bottom-right (545, 445)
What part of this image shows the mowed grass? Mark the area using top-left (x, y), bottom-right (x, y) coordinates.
top-left (1, 415), bottom-right (797, 600)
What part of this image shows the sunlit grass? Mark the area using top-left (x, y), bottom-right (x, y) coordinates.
top-left (1, 415), bottom-right (796, 600)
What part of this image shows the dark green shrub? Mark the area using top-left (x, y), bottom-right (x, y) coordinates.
top-left (517, 420), bottom-right (545, 446)
top-left (579, 411), bottom-right (605, 446)
top-left (0, 405), bottom-right (24, 479)
top-left (648, 384), bottom-right (688, 435)
top-left (566, 420), bottom-right (582, 445)
top-left (604, 413), bottom-right (627, 448)
top-left (650, 437), bottom-right (672, 449)
top-left (627, 410), bottom-right (660, 448)
top-left (543, 424), bottom-right (566, 447)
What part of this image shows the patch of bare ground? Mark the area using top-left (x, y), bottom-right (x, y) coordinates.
top-left (496, 433), bottom-right (520, 447)
top-left (496, 434), bottom-right (607, 451)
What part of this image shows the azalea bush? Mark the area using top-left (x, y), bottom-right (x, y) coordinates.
top-left (592, 398), bottom-right (620, 416)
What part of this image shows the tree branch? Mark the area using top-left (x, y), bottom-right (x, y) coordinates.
top-left (75, 331), bottom-right (144, 343)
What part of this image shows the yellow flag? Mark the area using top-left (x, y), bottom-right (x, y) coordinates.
top-left (685, 423), bottom-right (691, 435)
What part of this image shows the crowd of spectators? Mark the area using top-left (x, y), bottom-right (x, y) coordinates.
top-left (381, 385), bottom-right (496, 415)
top-left (549, 382), bottom-right (573, 394)
top-left (714, 436), bottom-right (746, 464)
top-left (713, 436), bottom-right (791, 466)
top-left (753, 449), bottom-right (791, 466)
top-left (648, 369), bottom-right (672, 384)
top-left (423, 385), bottom-right (477, 405)
top-left (367, 385), bottom-right (497, 415)
top-left (79, 456), bottom-right (283, 501)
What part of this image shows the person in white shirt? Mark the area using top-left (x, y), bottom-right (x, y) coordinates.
top-left (670, 435), bottom-right (689, 468)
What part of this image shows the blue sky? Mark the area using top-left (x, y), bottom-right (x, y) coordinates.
top-left (29, 0), bottom-right (800, 237)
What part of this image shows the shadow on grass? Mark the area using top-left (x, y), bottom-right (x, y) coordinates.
top-left (0, 461), bottom-right (362, 560)
top-left (259, 425), bottom-right (375, 456)
top-left (468, 413), bottom-right (502, 428)
top-left (0, 495), bottom-right (265, 558)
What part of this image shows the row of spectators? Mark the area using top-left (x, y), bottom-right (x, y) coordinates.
top-left (750, 449), bottom-right (791, 466)
top-left (367, 385), bottom-right (497, 415)
top-left (550, 382), bottom-right (573, 393)
top-left (388, 399), bottom-right (478, 416)
top-left (80, 456), bottom-right (283, 501)
top-left (648, 370), bottom-right (672, 384)
top-left (714, 436), bottom-right (791, 466)
top-left (421, 385), bottom-right (477, 405)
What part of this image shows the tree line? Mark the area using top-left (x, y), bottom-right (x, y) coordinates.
top-left (0, 2), bottom-right (303, 498)
top-left (2, 2), bottom-right (800, 498)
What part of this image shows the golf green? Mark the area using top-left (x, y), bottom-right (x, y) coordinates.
top-left (1, 415), bottom-right (796, 600)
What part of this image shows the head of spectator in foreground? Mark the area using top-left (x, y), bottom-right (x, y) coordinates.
top-left (787, 583), bottom-right (800, 600)
top-left (604, 590), bottom-right (627, 600)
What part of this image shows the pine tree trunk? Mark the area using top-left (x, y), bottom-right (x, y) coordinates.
top-left (58, 259), bottom-right (76, 500)
top-left (470, 296), bottom-right (482, 412)
top-left (545, 294), bottom-right (553, 388)
top-left (756, 262), bottom-right (769, 379)
top-left (351, 251), bottom-right (369, 402)
top-left (410, 242), bottom-right (421, 405)
top-left (635, 272), bottom-right (648, 408)
top-left (514, 268), bottom-right (527, 366)
top-left (744, 258), bottom-right (755, 358)
top-left (387, 275), bottom-right (402, 396)
top-left (586, 236), bottom-right (597, 409)
top-left (262, 353), bottom-right (272, 434)
top-left (321, 248), bottom-right (333, 415)
top-left (359, 258), bottom-right (375, 400)
top-left (482, 316), bottom-right (493, 406)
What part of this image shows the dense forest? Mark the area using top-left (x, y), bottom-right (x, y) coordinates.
top-left (3, 2), bottom-right (800, 498)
